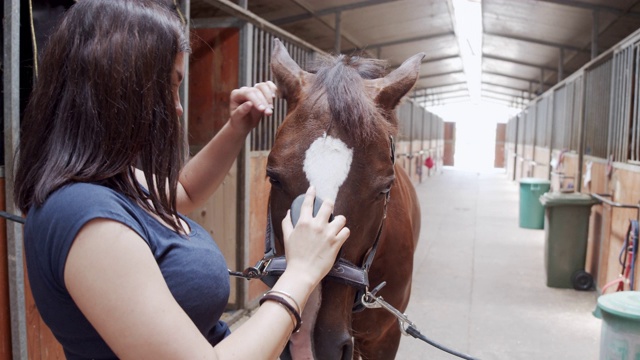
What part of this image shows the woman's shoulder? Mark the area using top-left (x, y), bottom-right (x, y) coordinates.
top-left (44, 182), bottom-right (134, 212)
top-left (28, 182), bottom-right (145, 235)
top-left (50, 181), bottom-right (123, 200)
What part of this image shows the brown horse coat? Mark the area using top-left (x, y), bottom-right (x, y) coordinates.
top-left (267, 39), bottom-right (423, 360)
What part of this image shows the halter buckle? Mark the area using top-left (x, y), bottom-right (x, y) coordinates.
top-left (228, 258), bottom-right (273, 280)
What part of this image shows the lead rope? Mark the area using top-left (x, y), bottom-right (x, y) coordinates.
top-left (362, 282), bottom-right (480, 360)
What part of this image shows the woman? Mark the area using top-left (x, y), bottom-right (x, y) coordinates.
top-left (14, 0), bottom-right (349, 359)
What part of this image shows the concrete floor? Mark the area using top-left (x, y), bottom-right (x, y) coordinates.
top-left (395, 168), bottom-right (601, 360)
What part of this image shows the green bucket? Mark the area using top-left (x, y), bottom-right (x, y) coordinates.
top-left (597, 291), bottom-right (640, 359)
top-left (518, 178), bottom-right (550, 229)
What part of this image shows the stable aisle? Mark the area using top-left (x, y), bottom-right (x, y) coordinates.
top-left (396, 168), bottom-right (600, 360)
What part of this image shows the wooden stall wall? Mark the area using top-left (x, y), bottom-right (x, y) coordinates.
top-left (559, 153), bottom-right (579, 192)
top-left (443, 122), bottom-right (455, 166)
top-left (24, 269), bottom-right (63, 359)
top-left (0, 178), bottom-right (11, 360)
top-left (583, 159), bottom-right (607, 285)
top-left (7, 2), bottom-right (74, 358)
top-left (594, 166), bottom-right (640, 292)
top-left (521, 145), bottom-right (535, 179)
top-left (410, 140), bottom-right (424, 183)
top-left (495, 123), bottom-right (506, 168)
top-left (396, 141), bottom-right (412, 177)
top-left (515, 152), bottom-right (524, 181)
top-left (505, 144), bottom-right (515, 179)
top-left (187, 28), bottom-right (241, 308)
top-left (248, 154), bottom-right (270, 304)
top-left (532, 146), bottom-right (550, 179)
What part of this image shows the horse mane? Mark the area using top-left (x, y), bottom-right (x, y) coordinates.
top-left (306, 54), bottom-right (397, 144)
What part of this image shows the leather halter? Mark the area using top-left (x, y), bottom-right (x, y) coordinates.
top-left (234, 136), bottom-right (395, 312)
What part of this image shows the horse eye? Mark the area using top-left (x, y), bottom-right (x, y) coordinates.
top-left (268, 176), bottom-right (281, 187)
top-left (266, 170), bottom-right (282, 188)
top-left (378, 186), bottom-right (391, 198)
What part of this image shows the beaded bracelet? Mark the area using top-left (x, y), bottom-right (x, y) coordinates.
top-left (259, 293), bottom-right (302, 333)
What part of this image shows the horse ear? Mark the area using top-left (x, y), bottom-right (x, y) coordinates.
top-left (270, 39), bottom-right (308, 105)
top-left (373, 53), bottom-right (425, 110)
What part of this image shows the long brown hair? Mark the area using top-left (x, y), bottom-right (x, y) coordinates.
top-left (15, 0), bottom-right (190, 232)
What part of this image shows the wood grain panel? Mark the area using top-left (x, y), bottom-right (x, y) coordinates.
top-left (533, 146), bottom-right (550, 179)
top-left (443, 122), bottom-right (455, 166)
top-left (24, 260), bottom-right (64, 359)
top-left (0, 178), bottom-right (10, 360)
top-left (495, 123), bottom-right (506, 168)
top-left (248, 154), bottom-right (270, 303)
top-left (585, 161), bottom-right (606, 283)
top-left (187, 28), bottom-right (241, 307)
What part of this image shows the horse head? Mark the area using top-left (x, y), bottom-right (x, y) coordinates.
top-left (267, 39), bottom-right (424, 359)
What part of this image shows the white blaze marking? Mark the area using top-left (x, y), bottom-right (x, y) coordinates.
top-left (303, 134), bottom-right (353, 202)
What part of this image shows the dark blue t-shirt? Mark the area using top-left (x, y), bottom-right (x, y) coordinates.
top-left (24, 182), bottom-right (231, 359)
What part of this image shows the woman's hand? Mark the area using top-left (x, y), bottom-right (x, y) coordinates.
top-left (281, 187), bottom-right (350, 287)
top-left (228, 81), bottom-right (278, 134)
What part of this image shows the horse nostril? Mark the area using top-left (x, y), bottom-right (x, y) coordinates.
top-left (341, 338), bottom-right (354, 360)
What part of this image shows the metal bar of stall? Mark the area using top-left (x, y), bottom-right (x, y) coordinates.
top-left (591, 193), bottom-right (640, 293)
top-left (630, 45), bottom-right (640, 161)
top-left (592, 193), bottom-right (640, 211)
top-left (3, 0), bottom-right (29, 358)
top-left (608, 51), bottom-right (618, 161)
top-left (201, 0), bottom-right (324, 54)
top-left (236, 0), bottom-right (253, 308)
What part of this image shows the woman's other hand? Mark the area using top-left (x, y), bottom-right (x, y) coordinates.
top-left (229, 81), bottom-right (277, 134)
top-left (281, 186), bottom-right (350, 287)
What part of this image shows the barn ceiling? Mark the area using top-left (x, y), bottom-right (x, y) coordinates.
top-left (191, 0), bottom-right (640, 108)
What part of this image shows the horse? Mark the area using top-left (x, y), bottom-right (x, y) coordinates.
top-left (266, 39), bottom-right (423, 360)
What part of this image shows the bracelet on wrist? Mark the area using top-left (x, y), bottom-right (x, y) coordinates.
top-left (264, 290), bottom-right (301, 314)
top-left (259, 293), bottom-right (302, 333)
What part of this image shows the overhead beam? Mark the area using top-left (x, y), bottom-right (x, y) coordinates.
top-left (424, 93), bottom-right (469, 99)
top-left (426, 93), bottom-right (470, 101)
top-left (483, 70), bottom-right (555, 87)
top-left (191, 17), bottom-right (244, 28)
top-left (414, 89), bottom-right (469, 98)
top-left (484, 31), bottom-right (590, 53)
top-left (369, 32), bottom-right (454, 48)
top-left (535, 0), bottom-right (640, 19)
top-left (200, 0), bottom-right (325, 54)
top-left (272, 0), bottom-right (397, 25)
top-left (482, 81), bottom-right (531, 94)
top-left (482, 93), bottom-right (519, 102)
top-left (421, 54), bottom-right (460, 64)
top-left (482, 88), bottom-right (529, 99)
top-left (551, 0), bottom-right (640, 87)
top-left (482, 94), bottom-right (517, 103)
top-left (412, 81), bottom-right (468, 94)
top-left (412, 83), bottom-right (468, 94)
top-left (418, 96), bottom-right (469, 106)
top-left (287, 0), bottom-right (372, 56)
top-left (344, 32), bottom-right (455, 54)
top-left (482, 94), bottom-right (516, 103)
top-left (483, 54), bottom-right (557, 72)
top-left (389, 54), bottom-right (460, 70)
top-left (419, 70), bottom-right (464, 79)
top-left (482, 95), bottom-right (524, 108)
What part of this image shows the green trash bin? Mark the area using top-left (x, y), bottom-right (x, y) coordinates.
top-left (539, 192), bottom-right (598, 290)
top-left (519, 178), bottom-right (551, 229)
top-left (597, 291), bottom-right (640, 360)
